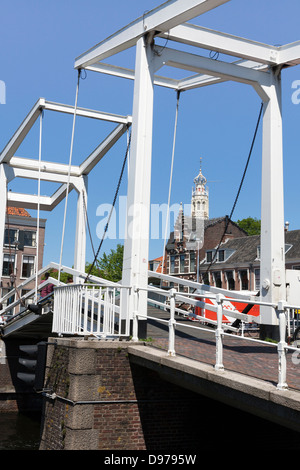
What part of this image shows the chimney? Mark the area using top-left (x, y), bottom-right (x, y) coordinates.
top-left (285, 221), bottom-right (290, 232)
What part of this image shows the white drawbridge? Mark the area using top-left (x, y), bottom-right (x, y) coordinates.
top-left (1, 1), bottom-right (300, 392)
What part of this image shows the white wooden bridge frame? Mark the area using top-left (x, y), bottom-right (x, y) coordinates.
top-left (0, 98), bottom-right (132, 280)
top-left (2, 0), bottom-right (300, 394)
top-left (75, 0), bottom-right (300, 327)
top-left (1, 0), bottom-right (300, 335)
top-left (1, 261), bottom-right (299, 390)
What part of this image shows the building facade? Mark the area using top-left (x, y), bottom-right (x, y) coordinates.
top-left (1, 207), bottom-right (46, 310)
top-left (200, 227), bottom-right (300, 293)
top-left (162, 163), bottom-right (248, 291)
top-left (158, 163), bottom-right (300, 297)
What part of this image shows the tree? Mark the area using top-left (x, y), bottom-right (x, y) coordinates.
top-left (44, 268), bottom-right (72, 284)
top-left (85, 261), bottom-right (102, 278)
top-left (236, 217), bottom-right (261, 236)
top-left (86, 244), bottom-right (124, 282)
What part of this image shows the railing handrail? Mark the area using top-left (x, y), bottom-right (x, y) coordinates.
top-left (0, 261), bottom-right (123, 306)
top-left (138, 284), bottom-right (299, 390)
top-left (0, 276), bottom-right (60, 321)
top-left (148, 270), bottom-right (258, 301)
top-left (3, 266), bottom-right (300, 392)
top-left (52, 282), bottom-right (130, 339)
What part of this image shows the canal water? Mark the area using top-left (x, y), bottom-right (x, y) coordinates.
top-left (0, 412), bottom-right (41, 450)
top-left (0, 398), bottom-right (300, 450)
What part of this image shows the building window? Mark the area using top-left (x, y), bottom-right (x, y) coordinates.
top-left (179, 254), bottom-right (185, 273)
top-left (226, 271), bottom-right (235, 290)
top-left (218, 250), bottom-right (224, 262)
top-left (254, 269), bottom-right (260, 290)
top-left (21, 289), bottom-right (30, 297)
top-left (206, 251), bottom-right (213, 263)
top-left (0, 288), bottom-right (15, 309)
top-left (213, 271), bottom-right (221, 288)
top-left (23, 231), bottom-right (36, 247)
top-left (190, 252), bottom-right (195, 272)
top-left (202, 272), bottom-right (209, 285)
top-left (240, 270), bottom-right (248, 290)
top-left (4, 229), bottom-right (18, 246)
top-left (293, 266), bottom-right (300, 270)
top-left (170, 256), bottom-right (175, 274)
top-left (22, 256), bottom-right (35, 278)
top-left (2, 254), bottom-right (15, 277)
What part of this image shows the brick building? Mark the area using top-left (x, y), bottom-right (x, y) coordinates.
top-left (161, 162), bottom-right (247, 290)
top-left (157, 163), bottom-right (300, 296)
top-left (1, 207), bottom-right (46, 310)
top-left (200, 226), bottom-right (300, 293)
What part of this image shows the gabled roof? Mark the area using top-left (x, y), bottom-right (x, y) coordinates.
top-left (204, 216), bottom-right (248, 234)
top-left (203, 234), bottom-right (260, 265)
top-left (201, 230), bottom-right (300, 266)
top-left (7, 206), bottom-right (31, 217)
top-left (149, 256), bottom-right (163, 273)
top-left (167, 215), bottom-right (247, 246)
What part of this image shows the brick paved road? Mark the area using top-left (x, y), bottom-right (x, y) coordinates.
top-left (146, 307), bottom-right (300, 392)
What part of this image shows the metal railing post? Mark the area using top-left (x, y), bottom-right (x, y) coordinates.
top-left (132, 286), bottom-right (139, 342)
top-left (168, 288), bottom-right (176, 356)
top-left (277, 300), bottom-right (288, 390)
top-left (215, 294), bottom-right (224, 371)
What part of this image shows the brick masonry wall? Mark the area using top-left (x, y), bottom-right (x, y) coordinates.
top-left (39, 338), bottom-right (202, 451)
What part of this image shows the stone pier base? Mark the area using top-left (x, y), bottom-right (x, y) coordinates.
top-left (39, 337), bottom-right (202, 451)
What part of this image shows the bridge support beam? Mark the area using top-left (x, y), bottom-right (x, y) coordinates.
top-left (0, 164), bottom-right (10, 279)
top-left (74, 175), bottom-right (88, 283)
top-left (121, 35), bottom-right (155, 326)
top-left (259, 68), bottom-right (286, 327)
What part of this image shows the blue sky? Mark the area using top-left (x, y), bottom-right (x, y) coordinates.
top-left (1, 0), bottom-right (300, 269)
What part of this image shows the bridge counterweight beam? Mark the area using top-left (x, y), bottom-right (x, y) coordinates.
top-left (0, 165), bottom-right (8, 278)
top-left (74, 175), bottom-right (88, 283)
top-left (121, 35), bottom-right (155, 325)
top-left (260, 68), bottom-right (286, 326)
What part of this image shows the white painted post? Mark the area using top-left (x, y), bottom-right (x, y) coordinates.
top-left (260, 69), bottom-right (286, 326)
top-left (74, 175), bottom-right (88, 283)
top-left (277, 300), bottom-right (288, 390)
top-left (132, 286), bottom-right (139, 342)
top-left (215, 294), bottom-right (224, 371)
top-left (168, 288), bottom-right (176, 356)
top-left (121, 34), bottom-right (155, 324)
top-left (0, 165), bottom-right (7, 281)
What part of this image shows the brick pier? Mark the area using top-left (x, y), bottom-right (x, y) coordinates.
top-left (39, 338), bottom-right (205, 451)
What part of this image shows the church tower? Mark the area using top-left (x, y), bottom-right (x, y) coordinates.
top-left (191, 158), bottom-right (209, 219)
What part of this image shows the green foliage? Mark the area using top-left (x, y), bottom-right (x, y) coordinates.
top-left (84, 262), bottom-right (102, 278)
top-left (236, 217), bottom-right (261, 236)
top-left (44, 269), bottom-right (72, 284)
top-left (86, 244), bottom-right (124, 282)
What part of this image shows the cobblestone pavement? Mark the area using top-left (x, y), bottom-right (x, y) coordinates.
top-left (145, 310), bottom-right (300, 392)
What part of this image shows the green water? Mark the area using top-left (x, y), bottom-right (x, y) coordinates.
top-left (0, 412), bottom-right (41, 450)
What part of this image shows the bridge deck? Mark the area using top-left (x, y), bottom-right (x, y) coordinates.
top-left (146, 307), bottom-right (300, 392)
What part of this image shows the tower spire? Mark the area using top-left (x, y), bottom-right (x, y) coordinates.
top-left (191, 158), bottom-right (209, 219)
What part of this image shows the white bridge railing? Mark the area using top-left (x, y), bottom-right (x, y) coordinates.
top-left (0, 262), bottom-right (129, 338)
top-left (53, 283), bottom-right (130, 338)
top-left (2, 264), bottom-right (300, 392)
top-left (136, 271), bottom-right (300, 391)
